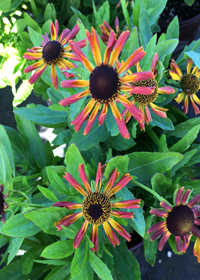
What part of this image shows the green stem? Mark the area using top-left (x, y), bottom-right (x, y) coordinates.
top-left (9, 201), bottom-right (44, 208)
top-left (132, 180), bottom-right (172, 206)
top-left (12, 190), bottom-right (30, 202)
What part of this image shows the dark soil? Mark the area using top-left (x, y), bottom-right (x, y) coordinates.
top-left (160, 0), bottom-right (200, 22)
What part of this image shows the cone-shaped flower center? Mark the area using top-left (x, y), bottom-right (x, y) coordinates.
top-left (166, 205), bottom-right (194, 236)
top-left (82, 192), bottom-right (111, 225)
top-left (0, 192), bottom-right (4, 213)
top-left (181, 74), bottom-right (199, 96)
top-left (42, 40), bottom-right (64, 65)
top-left (132, 79), bottom-right (158, 105)
top-left (89, 63), bottom-right (121, 103)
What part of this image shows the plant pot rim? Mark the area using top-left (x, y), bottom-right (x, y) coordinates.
top-left (159, 12), bottom-right (200, 26)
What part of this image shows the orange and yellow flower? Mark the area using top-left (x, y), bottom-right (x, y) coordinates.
top-left (148, 187), bottom-right (200, 253)
top-left (169, 58), bottom-right (200, 115)
top-left (24, 20), bottom-right (86, 89)
top-left (122, 53), bottom-right (175, 130)
top-left (53, 163), bottom-right (141, 252)
top-left (59, 27), bottom-right (155, 138)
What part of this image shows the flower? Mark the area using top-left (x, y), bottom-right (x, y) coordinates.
top-left (24, 20), bottom-right (86, 89)
top-left (147, 186), bottom-right (200, 252)
top-left (122, 53), bottom-right (175, 130)
top-left (169, 58), bottom-right (200, 115)
top-left (59, 27), bottom-right (155, 138)
top-left (100, 17), bottom-right (124, 44)
top-left (0, 184), bottom-right (9, 224)
top-left (193, 225), bottom-right (200, 262)
top-left (53, 163), bottom-right (141, 252)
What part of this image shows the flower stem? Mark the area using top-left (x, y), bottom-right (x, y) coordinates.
top-left (9, 201), bottom-right (44, 208)
top-left (132, 180), bottom-right (172, 206)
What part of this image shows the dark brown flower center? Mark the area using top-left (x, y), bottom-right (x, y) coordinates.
top-left (82, 192), bottom-right (111, 225)
top-left (42, 40), bottom-right (64, 65)
top-left (181, 74), bottom-right (199, 96)
top-left (0, 192), bottom-right (4, 213)
top-left (89, 63), bottom-right (121, 104)
top-left (166, 205), bottom-right (194, 236)
top-left (132, 79), bottom-right (158, 105)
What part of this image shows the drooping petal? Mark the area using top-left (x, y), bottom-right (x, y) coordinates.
top-left (151, 53), bottom-right (158, 75)
top-left (158, 231), bottom-right (171, 251)
top-left (83, 102), bottom-right (101, 135)
top-left (109, 101), bottom-right (130, 139)
top-left (62, 24), bottom-right (80, 45)
top-left (149, 103), bottom-right (167, 118)
top-left (144, 105), bottom-right (152, 125)
top-left (188, 194), bottom-right (200, 208)
top-left (150, 208), bottom-right (168, 217)
top-left (103, 30), bottom-right (116, 64)
top-left (192, 225), bottom-right (200, 237)
top-left (150, 227), bottom-right (166, 241)
top-left (170, 59), bottom-right (183, 78)
top-left (64, 172), bottom-right (87, 197)
top-left (107, 173), bottom-right (132, 198)
top-left (104, 168), bottom-right (120, 195)
top-left (190, 95), bottom-right (200, 115)
top-left (160, 201), bottom-right (172, 211)
top-left (103, 221), bottom-right (120, 247)
top-left (98, 103), bottom-right (108, 125)
top-left (147, 221), bottom-right (166, 234)
top-left (169, 70), bottom-right (182, 81)
top-left (54, 212), bottom-right (82, 230)
top-left (111, 198), bottom-right (141, 209)
top-left (58, 28), bottom-right (70, 43)
top-left (53, 201), bottom-right (82, 209)
top-left (24, 59), bottom-right (44, 73)
top-left (28, 64), bottom-right (48, 84)
top-left (181, 189), bottom-right (191, 205)
top-left (120, 71), bottom-right (154, 83)
top-left (59, 89), bottom-right (90, 106)
top-left (51, 64), bottom-right (58, 89)
top-left (193, 94), bottom-right (200, 106)
top-left (91, 224), bottom-right (98, 252)
top-left (186, 58), bottom-right (193, 74)
top-left (111, 210), bottom-right (133, 219)
top-left (157, 86), bottom-right (175, 94)
top-left (61, 80), bottom-right (89, 88)
top-left (78, 163), bottom-right (92, 193)
top-left (108, 217), bottom-right (131, 241)
top-left (86, 28), bottom-right (102, 66)
top-left (95, 162), bottom-right (103, 191)
top-left (183, 95), bottom-right (189, 114)
top-left (118, 47), bottom-right (145, 75)
top-left (193, 237), bottom-right (200, 263)
top-left (175, 91), bottom-right (185, 103)
top-left (125, 86), bottom-right (155, 95)
top-left (23, 52), bottom-right (43, 60)
top-left (73, 220), bottom-right (89, 249)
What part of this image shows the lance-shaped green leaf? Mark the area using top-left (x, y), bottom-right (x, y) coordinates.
top-left (128, 152), bottom-right (183, 183)
top-left (167, 117), bottom-right (200, 138)
top-left (0, 141), bottom-right (12, 190)
top-left (154, 39), bottom-right (179, 62)
top-left (89, 250), bottom-right (113, 280)
top-left (7, 237), bottom-right (24, 264)
top-left (37, 185), bottom-right (59, 202)
top-left (151, 173), bottom-right (172, 197)
top-left (1, 213), bottom-right (41, 237)
top-left (44, 265), bottom-right (70, 280)
top-left (169, 125), bottom-right (200, 153)
top-left (139, 0), bottom-right (152, 48)
top-left (46, 167), bottom-right (70, 195)
top-left (104, 155), bottom-right (130, 179)
top-left (41, 240), bottom-right (74, 259)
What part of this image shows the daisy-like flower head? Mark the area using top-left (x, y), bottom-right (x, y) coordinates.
top-left (169, 58), bottom-right (200, 115)
top-left (53, 163), bottom-right (141, 252)
top-left (24, 20), bottom-right (86, 89)
top-left (193, 225), bottom-right (200, 263)
top-left (100, 17), bottom-right (124, 44)
top-left (59, 27), bottom-right (155, 139)
top-left (122, 53), bottom-right (175, 130)
top-left (147, 187), bottom-right (200, 253)
top-left (0, 184), bottom-right (9, 224)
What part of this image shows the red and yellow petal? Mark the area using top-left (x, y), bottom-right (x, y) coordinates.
top-left (78, 163), bottom-right (92, 193)
top-left (183, 95), bottom-right (189, 114)
top-left (95, 163), bottom-right (103, 191)
top-left (175, 91), bottom-right (185, 104)
top-left (83, 102), bottom-right (101, 135)
top-left (158, 231), bottom-right (171, 251)
top-left (160, 201), bottom-right (172, 211)
top-left (147, 221), bottom-right (167, 234)
top-left (109, 31), bottom-right (129, 66)
top-left (50, 20), bottom-right (58, 41)
top-left (157, 86), bottom-right (175, 94)
top-left (91, 224), bottom-right (98, 252)
top-left (23, 52), bottom-right (43, 60)
top-left (111, 210), bottom-right (133, 219)
top-left (61, 79), bottom-right (89, 88)
top-left (149, 103), bottom-right (167, 118)
top-left (120, 71), bottom-right (154, 83)
top-left (24, 59), bottom-right (44, 73)
top-left (53, 201), bottom-right (82, 209)
top-left (59, 89), bottom-right (90, 106)
top-left (111, 198), bottom-right (141, 209)
top-left (107, 173), bottom-right (132, 198)
top-left (150, 208), bottom-right (168, 217)
top-left (187, 194), bottom-right (200, 208)
top-left (103, 30), bottom-right (116, 64)
top-left (151, 53), bottom-right (158, 75)
top-left (194, 237), bottom-right (200, 262)
top-left (190, 95), bottom-right (200, 115)
top-left (73, 220), bottom-right (89, 249)
top-left (103, 221), bottom-right (120, 247)
top-left (104, 168), bottom-right (120, 195)
top-left (54, 212), bottom-right (82, 230)
top-left (51, 64), bottom-right (58, 89)
top-left (109, 101), bottom-right (130, 139)
top-left (28, 64), bottom-right (47, 84)
top-left (98, 103), bottom-right (108, 126)
top-left (64, 172), bottom-right (87, 197)
top-left (186, 58), bottom-right (193, 74)
top-left (86, 28), bottom-right (102, 66)
top-left (170, 59), bottom-right (183, 78)
top-left (108, 217), bottom-right (131, 241)
top-left (193, 94), bottom-right (200, 106)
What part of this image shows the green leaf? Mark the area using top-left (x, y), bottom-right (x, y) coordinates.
top-left (44, 3), bottom-right (57, 22)
top-left (167, 117), bottom-right (200, 138)
top-left (71, 242), bottom-right (93, 279)
top-left (0, 141), bottom-right (12, 190)
top-left (104, 155), bottom-right (130, 179)
top-left (24, 207), bottom-right (72, 236)
top-left (109, 242), bottom-right (140, 280)
top-left (154, 39), bottom-right (179, 62)
top-left (44, 265), bottom-right (70, 280)
top-left (147, 0), bottom-right (167, 26)
top-left (106, 133), bottom-right (136, 151)
top-left (121, 27), bottom-right (139, 61)
top-left (128, 152), bottom-right (183, 183)
top-left (65, 143), bottom-right (87, 184)
top-left (184, 0), bottom-right (195, 6)
top-left (139, 0), bottom-right (152, 48)
top-left (34, 259), bottom-right (70, 265)
top-left (92, 0), bottom-right (110, 33)
top-left (169, 125), bottom-right (200, 153)
top-left (41, 240), bottom-right (75, 259)
top-left (27, 26), bottom-right (42, 46)
top-left (21, 246), bottom-right (43, 275)
top-left (24, 13), bottom-right (41, 33)
top-left (1, 213), bottom-right (41, 237)
top-left (89, 250), bottom-right (113, 280)
top-left (7, 237), bottom-right (24, 264)
top-left (0, 125), bottom-right (15, 176)
top-left (46, 166), bottom-right (70, 195)
top-left (151, 173), bottom-right (172, 197)
top-left (141, 34), bottom-right (157, 68)
top-left (52, 130), bottom-right (72, 146)
top-left (71, 7), bottom-right (91, 30)
top-left (37, 185), bottom-right (59, 202)
top-left (166, 16), bottom-right (179, 40)
top-left (14, 104), bottom-right (68, 128)
top-left (15, 114), bottom-right (47, 168)
top-left (0, 0), bottom-right (10, 11)
top-left (185, 51), bottom-right (200, 68)
top-left (69, 120), bottom-right (109, 151)
top-left (120, 0), bottom-right (131, 30)
top-left (150, 110), bottom-right (174, 131)
top-left (0, 260), bottom-right (27, 280)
